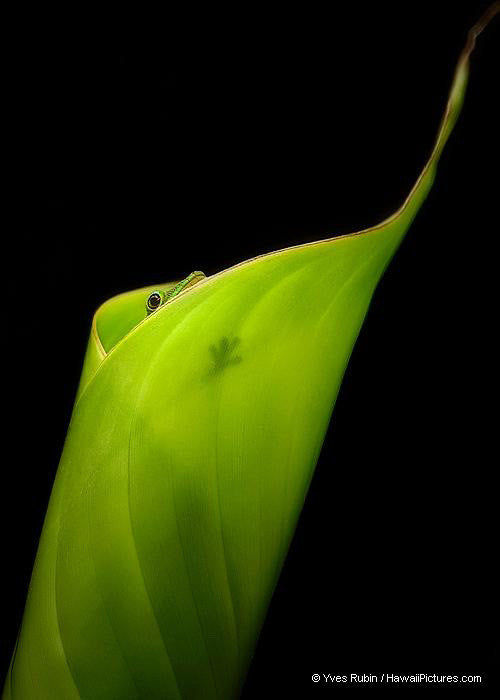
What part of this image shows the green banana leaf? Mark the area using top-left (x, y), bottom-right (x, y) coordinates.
top-left (3, 6), bottom-right (498, 699)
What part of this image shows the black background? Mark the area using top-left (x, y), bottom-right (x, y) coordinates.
top-left (3, 1), bottom-right (499, 695)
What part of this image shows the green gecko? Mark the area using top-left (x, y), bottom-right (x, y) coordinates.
top-left (146, 271), bottom-right (206, 315)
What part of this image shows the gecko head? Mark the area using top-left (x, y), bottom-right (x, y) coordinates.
top-left (92, 272), bottom-right (206, 357)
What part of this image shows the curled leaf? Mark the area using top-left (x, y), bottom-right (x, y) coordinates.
top-left (3, 6), bottom-right (498, 700)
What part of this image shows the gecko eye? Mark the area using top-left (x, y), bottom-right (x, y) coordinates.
top-left (146, 291), bottom-right (165, 314)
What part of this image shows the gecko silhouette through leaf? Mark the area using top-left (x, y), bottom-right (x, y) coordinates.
top-left (209, 336), bottom-right (242, 375)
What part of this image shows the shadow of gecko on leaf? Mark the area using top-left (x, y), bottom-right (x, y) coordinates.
top-left (207, 336), bottom-right (242, 377)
